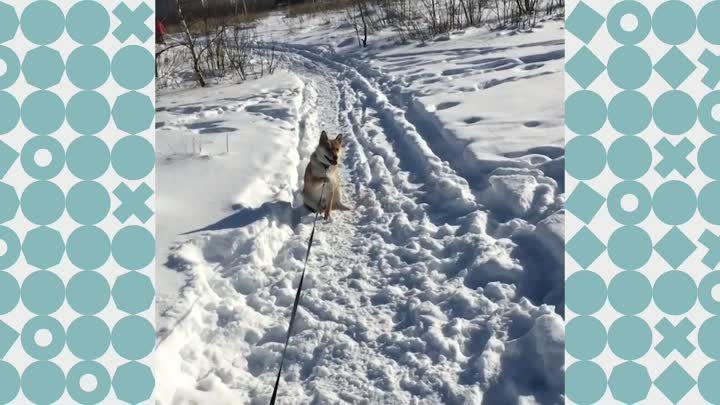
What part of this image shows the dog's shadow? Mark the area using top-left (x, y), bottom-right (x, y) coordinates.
top-left (182, 200), bottom-right (308, 235)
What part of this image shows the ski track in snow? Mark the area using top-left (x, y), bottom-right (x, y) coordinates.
top-left (156, 38), bottom-right (564, 405)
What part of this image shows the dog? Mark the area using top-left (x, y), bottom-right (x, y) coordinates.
top-left (303, 131), bottom-right (350, 219)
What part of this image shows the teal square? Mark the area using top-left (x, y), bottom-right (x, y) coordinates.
top-left (566, 2), bottom-right (606, 44)
top-left (566, 47), bottom-right (606, 88)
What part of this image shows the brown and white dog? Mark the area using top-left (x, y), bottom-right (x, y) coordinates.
top-left (303, 131), bottom-right (350, 219)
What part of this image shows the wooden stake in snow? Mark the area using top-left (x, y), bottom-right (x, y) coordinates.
top-left (226, 132), bottom-right (229, 153)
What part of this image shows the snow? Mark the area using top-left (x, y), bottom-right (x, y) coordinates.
top-left (156, 10), bottom-right (565, 405)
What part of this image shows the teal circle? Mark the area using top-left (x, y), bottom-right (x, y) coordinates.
top-left (21, 315), bottom-right (65, 360)
top-left (111, 136), bottom-right (155, 180)
top-left (608, 91), bottom-right (652, 135)
top-left (112, 362), bottom-right (155, 404)
top-left (699, 182), bottom-right (720, 225)
top-left (0, 226), bottom-right (21, 270)
top-left (608, 226), bottom-right (652, 270)
top-left (0, 2), bottom-right (19, 43)
top-left (565, 136), bottom-right (606, 180)
top-left (607, 181), bottom-right (651, 225)
top-left (699, 272), bottom-right (720, 315)
top-left (0, 182), bottom-right (18, 222)
top-left (608, 362), bottom-right (651, 404)
top-left (112, 92), bottom-right (154, 134)
top-left (21, 226), bottom-right (65, 269)
top-left (66, 316), bottom-right (110, 360)
top-left (0, 361), bottom-right (19, 404)
top-left (607, 1), bottom-right (652, 45)
top-left (653, 1), bottom-right (696, 45)
top-left (608, 271), bottom-right (652, 315)
top-left (21, 46), bottom-right (64, 89)
top-left (566, 361), bottom-right (607, 405)
top-left (67, 361), bottom-right (111, 405)
top-left (66, 181), bottom-right (110, 225)
top-left (21, 90), bottom-right (65, 135)
top-left (653, 181), bottom-right (697, 225)
top-left (0, 271), bottom-right (19, 314)
top-left (66, 91), bottom-right (110, 135)
top-left (66, 271), bottom-right (110, 315)
top-left (699, 317), bottom-right (720, 359)
top-left (111, 46), bottom-right (154, 90)
top-left (66, 1), bottom-right (109, 45)
top-left (112, 226), bottom-right (155, 270)
top-left (565, 91), bottom-right (607, 135)
top-left (66, 136), bottom-right (110, 180)
top-left (566, 316), bottom-right (607, 360)
top-left (608, 316), bottom-right (652, 360)
top-left (20, 1), bottom-right (64, 45)
top-left (113, 272), bottom-right (155, 314)
top-left (20, 136), bottom-right (65, 180)
top-left (0, 91), bottom-right (20, 133)
top-left (66, 46), bottom-right (110, 90)
top-left (21, 361), bottom-right (65, 405)
top-left (699, 91), bottom-right (720, 134)
top-left (607, 46), bottom-right (652, 89)
top-left (653, 91), bottom-right (697, 135)
top-left (699, 137), bottom-right (720, 179)
top-left (66, 226), bottom-right (110, 270)
top-left (111, 316), bottom-right (155, 360)
top-left (0, 46), bottom-right (20, 89)
top-left (699, 361), bottom-right (720, 404)
top-left (566, 271), bottom-right (606, 315)
top-left (21, 271), bottom-right (64, 315)
top-left (21, 181), bottom-right (65, 225)
top-left (654, 271), bottom-right (697, 314)
top-left (699, 1), bottom-right (720, 45)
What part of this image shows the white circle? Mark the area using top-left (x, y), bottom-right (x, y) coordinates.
top-left (620, 14), bottom-right (638, 32)
top-left (712, 104), bottom-right (720, 122)
top-left (34, 328), bottom-right (52, 347)
top-left (79, 374), bottom-right (98, 392)
top-left (712, 284), bottom-right (720, 302)
top-left (0, 239), bottom-right (6, 256)
top-left (0, 59), bottom-right (6, 76)
top-left (621, 194), bottom-right (639, 212)
top-left (34, 149), bottom-right (52, 167)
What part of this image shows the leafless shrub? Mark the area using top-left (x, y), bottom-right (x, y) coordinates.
top-left (226, 25), bottom-right (254, 81)
top-left (344, 0), bottom-right (562, 44)
top-left (156, 43), bottom-right (187, 88)
top-left (258, 41), bottom-right (279, 76)
top-left (158, 1), bottom-right (285, 89)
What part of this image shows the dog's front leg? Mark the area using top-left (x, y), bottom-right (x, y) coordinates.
top-left (325, 187), bottom-right (335, 220)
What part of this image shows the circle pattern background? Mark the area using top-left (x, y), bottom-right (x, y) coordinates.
top-left (566, 0), bottom-right (720, 403)
top-left (0, 1), bottom-right (155, 404)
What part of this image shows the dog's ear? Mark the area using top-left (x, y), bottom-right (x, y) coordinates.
top-left (320, 131), bottom-right (328, 144)
top-left (335, 133), bottom-right (343, 144)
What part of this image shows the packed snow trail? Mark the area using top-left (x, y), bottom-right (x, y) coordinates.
top-left (156, 40), bottom-right (564, 405)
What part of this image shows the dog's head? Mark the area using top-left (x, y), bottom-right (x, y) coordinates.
top-left (318, 130), bottom-right (344, 166)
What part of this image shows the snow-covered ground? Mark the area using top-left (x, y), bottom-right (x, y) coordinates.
top-left (155, 11), bottom-right (565, 405)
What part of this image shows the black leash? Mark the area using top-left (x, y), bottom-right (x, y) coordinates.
top-left (269, 180), bottom-right (326, 405)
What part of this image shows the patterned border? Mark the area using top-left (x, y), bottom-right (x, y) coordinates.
top-left (0, 1), bottom-right (155, 404)
top-left (566, 0), bottom-right (720, 404)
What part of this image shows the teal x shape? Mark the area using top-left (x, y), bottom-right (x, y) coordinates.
top-left (700, 50), bottom-right (720, 89)
top-left (114, 183), bottom-right (153, 223)
top-left (655, 138), bottom-right (695, 178)
top-left (113, 3), bottom-right (152, 43)
top-left (656, 318), bottom-right (695, 358)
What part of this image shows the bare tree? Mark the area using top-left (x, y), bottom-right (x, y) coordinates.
top-left (347, 0), bottom-right (369, 47)
top-left (176, 0), bottom-right (207, 87)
